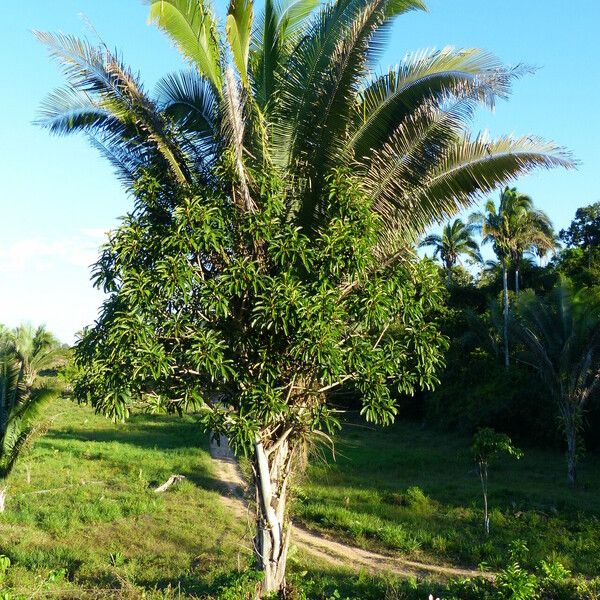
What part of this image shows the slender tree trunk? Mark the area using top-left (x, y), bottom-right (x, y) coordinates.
top-left (478, 463), bottom-right (489, 536)
top-left (0, 486), bottom-right (6, 513)
top-left (253, 435), bottom-right (294, 597)
top-left (565, 424), bottom-right (577, 487)
top-left (515, 267), bottom-right (519, 295)
top-left (502, 264), bottom-right (510, 367)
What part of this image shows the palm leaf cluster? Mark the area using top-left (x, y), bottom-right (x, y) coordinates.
top-left (0, 326), bottom-right (61, 483)
top-left (473, 187), bottom-right (557, 272)
top-left (420, 218), bottom-right (481, 280)
top-left (37, 0), bottom-right (573, 256)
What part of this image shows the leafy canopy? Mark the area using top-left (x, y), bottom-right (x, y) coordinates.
top-left (471, 427), bottom-right (523, 466)
top-left (75, 169), bottom-right (447, 454)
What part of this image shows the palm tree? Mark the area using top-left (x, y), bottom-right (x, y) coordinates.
top-left (38, 0), bottom-right (573, 592)
top-left (9, 324), bottom-right (64, 388)
top-left (420, 219), bottom-right (482, 283)
top-left (512, 280), bottom-right (600, 486)
top-left (472, 187), bottom-right (556, 366)
top-left (510, 205), bottom-right (555, 294)
top-left (0, 345), bottom-right (55, 512)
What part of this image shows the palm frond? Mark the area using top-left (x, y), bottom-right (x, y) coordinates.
top-left (347, 48), bottom-right (527, 162)
top-left (147, 0), bottom-right (223, 93)
top-left (370, 132), bottom-right (574, 244)
top-left (227, 0), bottom-right (254, 84)
top-left (251, 0), bottom-right (320, 109)
top-left (276, 0), bottom-right (424, 229)
top-left (37, 31), bottom-right (194, 185)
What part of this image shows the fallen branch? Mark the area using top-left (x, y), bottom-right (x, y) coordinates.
top-left (154, 474), bottom-right (186, 493)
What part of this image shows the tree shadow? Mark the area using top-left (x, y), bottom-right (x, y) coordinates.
top-left (41, 416), bottom-right (241, 497)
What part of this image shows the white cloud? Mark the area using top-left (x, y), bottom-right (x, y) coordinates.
top-left (0, 230), bottom-right (108, 273)
top-left (0, 230), bottom-right (109, 344)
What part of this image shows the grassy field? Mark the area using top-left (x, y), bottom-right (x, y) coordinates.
top-left (294, 416), bottom-right (600, 576)
top-left (0, 398), bottom-right (253, 598)
top-left (1, 398), bottom-right (599, 598)
top-left (0, 399), bottom-right (429, 599)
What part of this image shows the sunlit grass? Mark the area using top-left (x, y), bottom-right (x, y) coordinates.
top-left (293, 416), bottom-right (600, 575)
top-left (0, 398), bottom-right (252, 598)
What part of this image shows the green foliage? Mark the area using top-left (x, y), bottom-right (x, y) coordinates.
top-left (496, 562), bottom-right (539, 599)
top-left (512, 278), bottom-right (600, 483)
top-left (74, 169), bottom-right (448, 457)
top-left (0, 554), bottom-right (10, 581)
top-left (559, 201), bottom-right (600, 253)
top-left (0, 323), bottom-right (62, 484)
top-left (214, 568), bottom-right (263, 599)
top-left (472, 428), bottom-right (523, 466)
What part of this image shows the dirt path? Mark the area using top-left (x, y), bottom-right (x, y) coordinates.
top-left (208, 436), bottom-right (492, 580)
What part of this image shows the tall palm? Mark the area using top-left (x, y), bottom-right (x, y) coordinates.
top-left (420, 219), bottom-right (482, 283)
top-left (38, 0), bottom-right (573, 592)
top-left (512, 280), bottom-right (600, 486)
top-left (510, 205), bottom-right (555, 294)
top-left (471, 187), bottom-right (556, 366)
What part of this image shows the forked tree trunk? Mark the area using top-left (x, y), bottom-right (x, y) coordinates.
top-left (0, 486), bottom-right (6, 513)
top-left (253, 436), bottom-right (294, 597)
top-left (502, 264), bottom-right (510, 367)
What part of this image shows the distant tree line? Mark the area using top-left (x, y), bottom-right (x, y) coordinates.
top-left (420, 194), bottom-right (600, 486)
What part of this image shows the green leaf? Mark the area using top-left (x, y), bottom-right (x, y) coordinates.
top-left (226, 0), bottom-right (254, 84)
top-left (148, 0), bottom-right (223, 93)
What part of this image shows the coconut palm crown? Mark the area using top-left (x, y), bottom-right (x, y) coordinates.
top-left (420, 219), bottom-right (482, 282)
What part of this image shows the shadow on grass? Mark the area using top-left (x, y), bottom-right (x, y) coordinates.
top-left (41, 416), bottom-right (239, 497)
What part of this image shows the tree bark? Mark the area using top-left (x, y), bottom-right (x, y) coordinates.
top-left (0, 486), bottom-right (6, 513)
top-left (502, 264), bottom-right (510, 367)
top-left (515, 267), bottom-right (520, 295)
top-left (253, 436), bottom-right (294, 597)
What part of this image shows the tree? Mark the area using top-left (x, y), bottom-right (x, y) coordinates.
top-left (512, 279), bottom-right (600, 486)
top-left (471, 187), bottom-right (556, 366)
top-left (559, 202), bottom-right (600, 268)
top-left (0, 330), bottom-right (57, 512)
top-left (472, 427), bottom-right (522, 535)
top-left (420, 219), bottom-right (482, 283)
top-left (39, 0), bottom-right (572, 594)
top-left (9, 324), bottom-right (64, 388)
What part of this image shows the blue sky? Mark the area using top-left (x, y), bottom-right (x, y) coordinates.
top-left (1, 1), bottom-right (598, 342)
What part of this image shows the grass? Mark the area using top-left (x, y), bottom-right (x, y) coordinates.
top-left (293, 415), bottom-right (600, 576)
top-left (0, 397), bottom-right (253, 598)
top-left (1, 398), bottom-right (599, 598)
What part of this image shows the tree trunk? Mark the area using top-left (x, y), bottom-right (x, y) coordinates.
top-left (0, 486), bottom-right (6, 513)
top-left (565, 425), bottom-right (577, 487)
top-left (515, 267), bottom-right (520, 295)
top-left (502, 264), bottom-right (510, 367)
top-left (253, 436), bottom-right (294, 597)
top-left (478, 464), bottom-right (489, 536)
